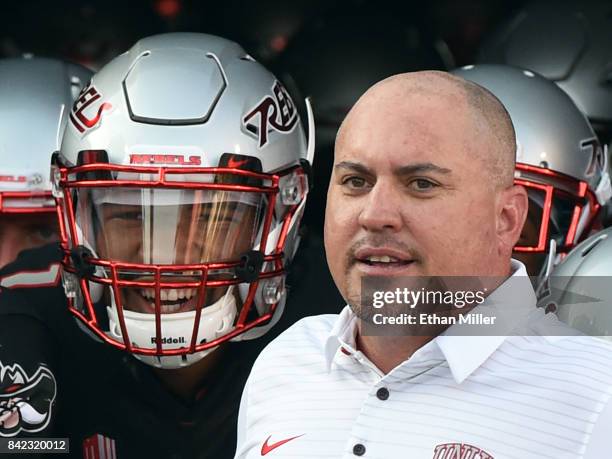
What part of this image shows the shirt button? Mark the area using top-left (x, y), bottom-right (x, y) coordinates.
top-left (376, 387), bottom-right (389, 400)
top-left (353, 443), bottom-right (366, 456)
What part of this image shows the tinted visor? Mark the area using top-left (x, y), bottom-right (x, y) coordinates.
top-left (76, 187), bottom-right (263, 266)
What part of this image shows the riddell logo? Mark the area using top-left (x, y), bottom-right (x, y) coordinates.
top-left (129, 154), bottom-right (202, 166)
top-left (433, 443), bottom-right (494, 459)
top-left (151, 336), bottom-right (186, 345)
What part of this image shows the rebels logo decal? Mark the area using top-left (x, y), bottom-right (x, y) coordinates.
top-left (0, 176), bottom-right (27, 183)
top-left (0, 361), bottom-right (57, 437)
top-left (129, 154), bottom-right (201, 166)
top-left (433, 443), bottom-right (494, 459)
top-left (243, 81), bottom-right (298, 148)
top-left (69, 84), bottom-right (113, 133)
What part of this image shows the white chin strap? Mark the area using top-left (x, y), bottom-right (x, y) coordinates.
top-left (305, 97), bottom-right (315, 165)
top-left (595, 145), bottom-right (612, 205)
top-left (106, 287), bottom-right (237, 369)
top-left (535, 238), bottom-right (557, 300)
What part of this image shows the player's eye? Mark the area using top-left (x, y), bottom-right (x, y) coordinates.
top-left (30, 225), bottom-right (59, 242)
top-left (102, 204), bottom-right (143, 222)
top-left (114, 210), bottom-right (143, 221)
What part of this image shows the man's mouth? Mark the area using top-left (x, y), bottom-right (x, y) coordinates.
top-left (359, 255), bottom-right (413, 267)
top-left (353, 247), bottom-right (417, 273)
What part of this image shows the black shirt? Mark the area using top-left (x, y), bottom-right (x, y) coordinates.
top-left (0, 280), bottom-right (266, 459)
top-left (0, 235), bottom-right (343, 459)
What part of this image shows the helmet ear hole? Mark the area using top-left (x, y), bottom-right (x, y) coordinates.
top-left (580, 233), bottom-right (608, 257)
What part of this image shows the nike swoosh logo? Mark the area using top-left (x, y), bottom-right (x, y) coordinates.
top-left (227, 157), bottom-right (250, 168)
top-left (260, 434), bottom-right (304, 456)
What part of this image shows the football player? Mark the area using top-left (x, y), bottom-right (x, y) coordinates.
top-left (452, 64), bottom-right (611, 282)
top-left (0, 33), bottom-right (318, 458)
top-left (478, 0), bottom-right (612, 146)
top-left (0, 56), bottom-right (91, 272)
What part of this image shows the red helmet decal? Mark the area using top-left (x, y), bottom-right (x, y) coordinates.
top-left (243, 81), bottom-right (298, 148)
top-left (69, 84), bottom-right (113, 133)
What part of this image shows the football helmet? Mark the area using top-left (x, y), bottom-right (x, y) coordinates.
top-left (539, 227), bottom-right (612, 342)
top-left (478, 0), bottom-right (612, 145)
top-left (52, 33), bottom-right (314, 369)
top-left (0, 56), bottom-right (92, 267)
top-left (452, 65), bottom-right (611, 275)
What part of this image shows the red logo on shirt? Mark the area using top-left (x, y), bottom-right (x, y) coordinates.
top-left (433, 443), bottom-right (494, 459)
top-left (83, 433), bottom-right (117, 459)
top-left (261, 434), bottom-right (303, 456)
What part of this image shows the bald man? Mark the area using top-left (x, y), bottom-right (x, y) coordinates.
top-left (234, 72), bottom-right (612, 459)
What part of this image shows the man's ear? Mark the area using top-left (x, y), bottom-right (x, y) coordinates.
top-left (497, 184), bottom-right (528, 253)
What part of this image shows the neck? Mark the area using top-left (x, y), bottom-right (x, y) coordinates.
top-left (152, 345), bottom-right (225, 400)
top-left (356, 265), bottom-right (515, 374)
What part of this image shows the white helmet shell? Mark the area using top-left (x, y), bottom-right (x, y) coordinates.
top-left (542, 228), bottom-right (612, 342)
top-left (0, 56), bottom-right (92, 211)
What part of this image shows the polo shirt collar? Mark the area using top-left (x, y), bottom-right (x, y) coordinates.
top-left (324, 260), bottom-right (537, 382)
top-left (325, 305), bottom-right (359, 370)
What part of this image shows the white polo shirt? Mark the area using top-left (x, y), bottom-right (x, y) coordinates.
top-left (236, 261), bottom-right (612, 459)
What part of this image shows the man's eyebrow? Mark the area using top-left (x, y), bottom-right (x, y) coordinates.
top-left (334, 161), bottom-right (451, 176)
top-left (334, 161), bottom-right (374, 176)
top-left (395, 163), bottom-right (452, 176)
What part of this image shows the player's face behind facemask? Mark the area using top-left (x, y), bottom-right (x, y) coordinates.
top-left (0, 213), bottom-right (60, 268)
top-left (76, 186), bottom-right (262, 315)
top-left (513, 188), bottom-right (575, 276)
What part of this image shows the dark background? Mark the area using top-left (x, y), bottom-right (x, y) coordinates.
top-left (1, 0), bottom-right (524, 69)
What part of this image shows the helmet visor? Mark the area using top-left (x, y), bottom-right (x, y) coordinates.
top-left (73, 187), bottom-right (264, 314)
top-left (78, 187), bottom-right (263, 265)
top-left (515, 186), bottom-right (592, 252)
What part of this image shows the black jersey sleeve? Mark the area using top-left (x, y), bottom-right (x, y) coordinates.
top-left (0, 289), bottom-right (60, 441)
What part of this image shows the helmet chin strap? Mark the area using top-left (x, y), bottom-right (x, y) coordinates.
top-left (535, 238), bottom-right (557, 300)
top-left (305, 97), bottom-right (315, 165)
top-left (106, 285), bottom-right (238, 369)
top-left (595, 145), bottom-right (612, 205)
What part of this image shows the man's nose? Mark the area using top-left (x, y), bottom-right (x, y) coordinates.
top-left (357, 181), bottom-right (403, 232)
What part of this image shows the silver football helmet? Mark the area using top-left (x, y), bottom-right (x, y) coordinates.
top-left (452, 64), bottom-right (611, 277)
top-left (478, 0), bottom-right (612, 145)
top-left (53, 33), bottom-right (314, 369)
top-left (540, 227), bottom-right (612, 342)
top-left (0, 56), bottom-right (92, 268)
